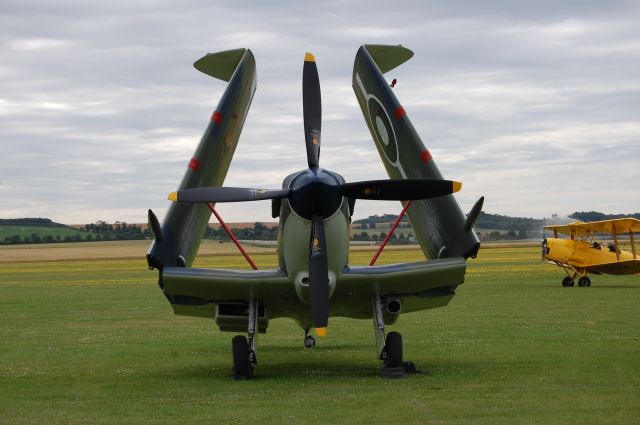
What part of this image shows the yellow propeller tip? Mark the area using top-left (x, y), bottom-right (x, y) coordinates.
top-left (452, 181), bottom-right (462, 193)
top-left (305, 52), bottom-right (315, 62)
top-left (168, 192), bottom-right (178, 202)
top-left (315, 327), bottom-right (328, 337)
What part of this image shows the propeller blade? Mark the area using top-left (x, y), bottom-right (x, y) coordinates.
top-left (168, 187), bottom-right (291, 203)
top-left (308, 215), bottom-right (329, 335)
top-left (340, 179), bottom-right (461, 200)
top-left (303, 52), bottom-right (321, 168)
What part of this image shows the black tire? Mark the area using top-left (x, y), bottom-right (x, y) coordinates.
top-left (232, 335), bottom-right (252, 380)
top-left (578, 276), bottom-right (591, 287)
top-left (385, 331), bottom-right (403, 368)
top-left (304, 336), bottom-right (316, 348)
top-left (562, 277), bottom-right (574, 287)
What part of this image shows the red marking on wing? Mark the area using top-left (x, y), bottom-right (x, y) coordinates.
top-left (394, 106), bottom-right (406, 120)
top-left (188, 157), bottom-right (201, 171)
top-left (211, 111), bottom-right (223, 124)
top-left (420, 149), bottom-right (432, 164)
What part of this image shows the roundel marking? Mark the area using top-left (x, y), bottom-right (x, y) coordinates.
top-left (367, 97), bottom-right (398, 165)
top-left (375, 116), bottom-right (389, 146)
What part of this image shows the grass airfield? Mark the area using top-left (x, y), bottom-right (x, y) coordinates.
top-left (1, 241), bottom-right (638, 424)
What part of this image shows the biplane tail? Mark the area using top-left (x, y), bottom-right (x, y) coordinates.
top-left (147, 49), bottom-right (257, 270)
top-left (352, 44), bottom-right (481, 260)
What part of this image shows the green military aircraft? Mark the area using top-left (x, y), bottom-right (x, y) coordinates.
top-left (147, 45), bottom-right (484, 379)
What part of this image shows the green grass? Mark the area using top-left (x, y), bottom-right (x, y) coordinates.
top-left (1, 246), bottom-right (639, 424)
top-left (0, 225), bottom-right (88, 240)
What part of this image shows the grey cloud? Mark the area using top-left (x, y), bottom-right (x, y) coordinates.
top-left (1, 0), bottom-right (639, 223)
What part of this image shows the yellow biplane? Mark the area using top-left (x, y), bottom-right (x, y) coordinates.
top-left (542, 218), bottom-right (640, 287)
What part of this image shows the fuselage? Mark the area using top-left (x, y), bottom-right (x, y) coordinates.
top-left (544, 237), bottom-right (637, 275)
top-left (276, 167), bottom-right (351, 305)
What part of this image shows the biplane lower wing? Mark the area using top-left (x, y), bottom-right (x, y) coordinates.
top-left (147, 49), bottom-right (257, 270)
top-left (352, 45), bottom-right (481, 261)
top-left (587, 259), bottom-right (640, 275)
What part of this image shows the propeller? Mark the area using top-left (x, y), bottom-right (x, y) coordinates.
top-left (168, 187), bottom-right (290, 203)
top-left (169, 179), bottom-right (461, 204)
top-left (303, 52), bottom-right (321, 169)
top-left (308, 215), bottom-right (329, 336)
top-left (340, 179), bottom-right (461, 200)
top-left (167, 51), bottom-right (465, 337)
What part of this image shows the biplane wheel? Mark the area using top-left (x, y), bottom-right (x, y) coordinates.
top-left (231, 335), bottom-right (252, 380)
top-left (384, 331), bottom-right (403, 368)
top-left (562, 277), bottom-right (574, 287)
top-left (578, 277), bottom-right (591, 287)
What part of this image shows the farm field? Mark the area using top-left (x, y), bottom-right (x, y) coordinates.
top-left (0, 225), bottom-right (89, 241)
top-left (0, 242), bottom-right (638, 424)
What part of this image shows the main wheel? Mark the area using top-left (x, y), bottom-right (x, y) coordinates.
top-left (562, 277), bottom-right (574, 287)
top-left (384, 331), bottom-right (403, 368)
top-left (578, 276), bottom-right (591, 287)
top-left (304, 335), bottom-right (316, 348)
top-left (232, 335), bottom-right (252, 380)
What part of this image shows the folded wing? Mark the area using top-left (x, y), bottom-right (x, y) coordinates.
top-left (147, 49), bottom-right (257, 269)
top-left (352, 45), bottom-right (481, 260)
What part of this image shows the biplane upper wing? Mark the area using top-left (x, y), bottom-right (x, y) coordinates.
top-left (352, 45), bottom-right (481, 261)
top-left (147, 49), bottom-right (257, 269)
top-left (544, 218), bottom-right (640, 237)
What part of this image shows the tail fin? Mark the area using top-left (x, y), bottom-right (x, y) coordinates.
top-left (147, 49), bottom-right (257, 269)
top-left (352, 45), bottom-right (480, 259)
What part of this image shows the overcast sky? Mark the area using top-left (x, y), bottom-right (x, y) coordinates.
top-left (1, 0), bottom-right (639, 224)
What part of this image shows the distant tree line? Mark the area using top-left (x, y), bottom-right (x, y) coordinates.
top-left (351, 231), bottom-right (413, 245)
top-left (475, 212), bottom-right (543, 231)
top-left (0, 218), bottom-right (66, 227)
top-left (3, 210), bottom-right (639, 246)
top-left (83, 221), bottom-right (151, 240)
top-left (204, 222), bottom-right (278, 241)
top-left (569, 211), bottom-right (640, 221)
top-left (353, 214), bottom-right (410, 226)
top-left (1, 221), bottom-right (152, 245)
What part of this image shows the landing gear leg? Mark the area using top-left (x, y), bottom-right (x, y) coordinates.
top-left (372, 296), bottom-right (417, 378)
top-left (304, 329), bottom-right (316, 348)
top-left (232, 300), bottom-right (258, 380)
